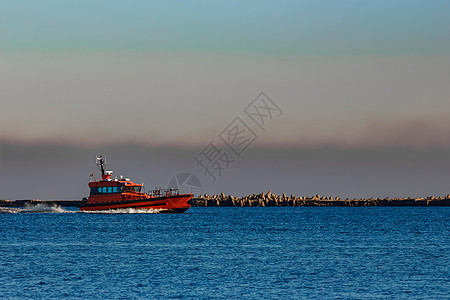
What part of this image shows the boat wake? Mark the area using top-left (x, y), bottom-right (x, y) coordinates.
top-left (0, 207), bottom-right (22, 214)
top-left (0, 204), bottom-right (162, 214)
top-left (80, 208), bottom-right (162, 214)
top-left (0, 203), bottom-right (74, 214)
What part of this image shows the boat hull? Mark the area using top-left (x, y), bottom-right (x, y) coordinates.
top-left (79, 194), bottom-right (192, 213)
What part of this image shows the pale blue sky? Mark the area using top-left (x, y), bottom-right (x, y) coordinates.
top-left (1, 1), bottom-right (449, 147)
top-left (1, 1), bottom-right (450, 199)
top-left (1, 0), bottom-right (449, 55)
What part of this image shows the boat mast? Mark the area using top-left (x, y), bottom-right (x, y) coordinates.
top-left (96, 156), bottom-right (106, 176)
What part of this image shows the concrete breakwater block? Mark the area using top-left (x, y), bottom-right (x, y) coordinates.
top-left (188, 192), bottom-right (450, 207)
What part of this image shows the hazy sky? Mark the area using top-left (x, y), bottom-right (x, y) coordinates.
top-left (0, 1), bottom-right (449, 199)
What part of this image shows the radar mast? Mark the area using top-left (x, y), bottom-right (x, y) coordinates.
top-left (96, 155), bottom-right (106, 176)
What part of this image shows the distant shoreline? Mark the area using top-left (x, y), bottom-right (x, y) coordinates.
top-left (1, 192), bottom-right (449, 208)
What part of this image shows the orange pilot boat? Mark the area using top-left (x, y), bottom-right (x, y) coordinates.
top-left (79, 156), bottom-right (192, 213)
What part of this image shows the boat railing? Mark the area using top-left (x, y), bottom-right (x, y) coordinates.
top-left (148, 188), bottom-right (180, 197)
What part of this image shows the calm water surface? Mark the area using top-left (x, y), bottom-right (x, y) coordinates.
top-left (0, 207), bottom-right (449, 299)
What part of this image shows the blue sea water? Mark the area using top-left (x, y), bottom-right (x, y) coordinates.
top-left (0, 207), bottom-right (449, 299)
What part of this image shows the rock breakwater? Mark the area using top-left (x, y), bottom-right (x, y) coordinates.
top-left (189, 192), bottom-right (450, 207)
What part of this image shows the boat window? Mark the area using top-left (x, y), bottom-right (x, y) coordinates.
top-left (107, 187), bottom-right (112, 193)
top-left (102, 187), bottom-right (107, 193)
top-left (134, 187), bottom-right (141, 192)
top-left (123, 186), bottom-right (133, 193)
top-left (90, 187), bottom-right (98, 195)
top-left (98, 187), bottom-right (102, 194)
top-left (112, 187), bottom-right (118, 193)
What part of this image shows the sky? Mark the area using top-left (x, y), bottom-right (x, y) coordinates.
top-left (0, 1), bottom-right (449, 200)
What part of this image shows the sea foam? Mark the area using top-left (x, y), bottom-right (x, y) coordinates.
top-left (80, 208), bottom-right (162, 214)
